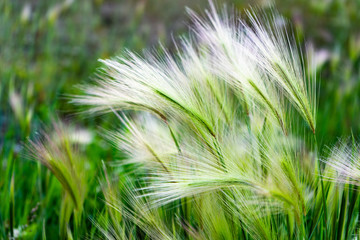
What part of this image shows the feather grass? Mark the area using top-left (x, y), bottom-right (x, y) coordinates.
top-left (28, 1), bottom-right (360, 239)
top-left (27, 121), bottom-right (88, 238)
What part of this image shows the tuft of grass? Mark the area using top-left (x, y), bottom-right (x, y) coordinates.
top-left (11, 0), bottom-right (360, 239)
top-left (74, 2), bottom-right (326, 239)
top-left (27, 121), bottom-right (89, 238)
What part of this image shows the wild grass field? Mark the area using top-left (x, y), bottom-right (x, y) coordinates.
top-left (1, 0), bottom-right (360, 239)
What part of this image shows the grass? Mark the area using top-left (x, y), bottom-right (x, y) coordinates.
top-left (1, 0), bottom-right (360, 239)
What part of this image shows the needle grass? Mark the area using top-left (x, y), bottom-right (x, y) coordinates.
top-left (30, 1), bottom-right (360, 239)
top-left (27, 121), bottom-right (88, 238)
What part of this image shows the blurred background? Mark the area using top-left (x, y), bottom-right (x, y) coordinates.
top-left (1, 0), bottom-right (360, 238)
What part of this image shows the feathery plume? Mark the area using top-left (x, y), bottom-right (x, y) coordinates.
top-left (74, 2), bottom-right (319, 238)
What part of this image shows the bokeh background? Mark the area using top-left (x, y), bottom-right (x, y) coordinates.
top-left (1, 0), bottom-right (360, 238)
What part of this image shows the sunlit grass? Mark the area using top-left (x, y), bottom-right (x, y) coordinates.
top-left (70, 2), bottom-right (360, 239)
top-left (2, 0), bottom-right (360, 239)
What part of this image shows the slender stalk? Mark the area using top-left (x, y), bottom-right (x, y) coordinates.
top-left (337, 185), bottom-right (348, 240)
top-left (9, 171), bottom-right (15, 240)
top-left (314, 135), bottom-right (328, 238)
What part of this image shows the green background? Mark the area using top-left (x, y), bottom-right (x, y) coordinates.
top-left (1, 0), bottom-right (360, 238)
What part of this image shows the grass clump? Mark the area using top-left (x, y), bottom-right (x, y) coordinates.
top-left (63, 2), bottom-right (359, 239)
top-left (28, 121), bottom-right (89, 239)
top-left (16, 1), bottom-right (360, 239)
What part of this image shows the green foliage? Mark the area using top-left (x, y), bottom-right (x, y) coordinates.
top-left (1, 0), bottom-right (360, 239)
